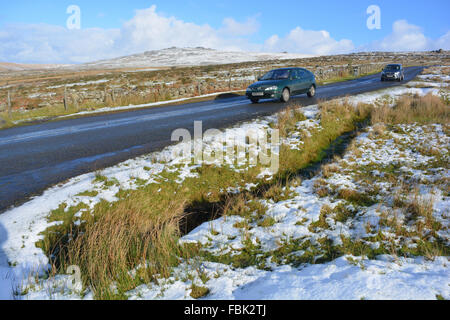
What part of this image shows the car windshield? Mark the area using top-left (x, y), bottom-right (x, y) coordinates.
top-left (384, 65), bottom-right (400, 71)
top-left (260, 69), bottom-right (291, 80)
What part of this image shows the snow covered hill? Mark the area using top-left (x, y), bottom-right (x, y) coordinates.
top-left (73, 47), bottom-right (314, 70)
top-left (0, 47), bottom-right (313, 72)
top-left (0, 62), bottom-right (70, 72)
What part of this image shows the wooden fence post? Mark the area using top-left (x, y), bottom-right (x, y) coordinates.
top-left (63, 86), bottom-right (68, 111)
top-left (7, 90), bottom-right (11, 117)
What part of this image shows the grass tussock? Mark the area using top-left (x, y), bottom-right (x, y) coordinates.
top-left (190, 284), bottom-right (210, 299)
top-left (337, 188), bottom-right (376, 207)
top-left (322, 163), bottom-right (340, 178)
top-left (277, 105), bottom-right (307, 137)
top-left (371, 93), bottom-right (449, 125)
top-left (263, 182), bottom-right (292, 203)
top-left (63, 195), bottom-right (187, 299)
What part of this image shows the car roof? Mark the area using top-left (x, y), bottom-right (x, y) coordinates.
top-left (272, 67), bottom-right (294, 71)
top-left (386, 64), bottom-right (402, 67)
top-left (272, 67), bottom-right (306, 71)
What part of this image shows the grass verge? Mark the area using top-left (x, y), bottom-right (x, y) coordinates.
top-left (35, 100), bottom-right (372, 299)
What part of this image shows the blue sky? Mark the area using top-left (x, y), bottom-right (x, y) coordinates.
top-left (0, 0), bottom-right (449, 64)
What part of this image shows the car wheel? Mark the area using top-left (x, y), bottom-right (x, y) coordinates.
top-left (281, 88), bottom-right (290, 103)
top-left (250, 98), bottom-right (259, 104)
top-left (307, 85), bottom-right (316, 98)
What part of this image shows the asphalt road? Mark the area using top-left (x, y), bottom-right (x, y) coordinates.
top-left (0, 66), bottom-right (424, 212)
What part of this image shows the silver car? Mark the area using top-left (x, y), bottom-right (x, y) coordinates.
top-left (381, 64), bottom-right (404, 82)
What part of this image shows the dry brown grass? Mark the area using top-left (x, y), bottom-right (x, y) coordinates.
top-left (322, 163), bottom-right (340, 179)
top-left (223, 193), bottom-right (249, 218)
top-left (423, 66), bottom-right (450, 76)
top-left (189, 284), bottom-right (210, 299)
top-left (263, 182), bottom-right (292, 202)
top-left (371, 93), bottom-right (449, 125)
top-left (348, 140), bottom-right (363, 158)
top-left (277, 105), bottom-right (307, 137)
top-left (337, 188), bottom-right (375, 207)
top-left (63, 193), bottom-right (187, 299)
top-left (314, 178), bottom-right (330, 198)
top-left (369, 123), bottom-right (387, 138)
top-left (406, 190), bottom-right (437, 232)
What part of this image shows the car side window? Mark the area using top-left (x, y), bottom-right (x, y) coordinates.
top-left (298, 70), bottom-right (306, 79)
top-left (289, 70), bottom-right (296, 79)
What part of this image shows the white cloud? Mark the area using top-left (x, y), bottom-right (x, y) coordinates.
top-left (436, 31), bottom-right (450, 49)
top-left (263, 27), bottom-right (354, 55)
top-left (220, 16), bottom-right (260, 36)
top-left (0, 23), bottom-right (119, 64)
top-left (366, 20), bottom-right (450, 52)
top-left (115, 6), bottom-right (261, 53)
top-left (0, 5), bottom-right (260, 64)
top-left (115, 5), bottom-right (223, 54)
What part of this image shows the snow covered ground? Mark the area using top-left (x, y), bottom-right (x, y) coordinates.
top-left (126, 257), bottom-right (449, 300)
top-left (165, 121), bottom-right (449, 301)
top-left (47, 79), bottom-right (110, 89)
top-left (0, 67), bottom-right (448, 300)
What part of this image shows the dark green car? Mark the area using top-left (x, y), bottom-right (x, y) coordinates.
top-left (246, 67), bottom-right (316, 103)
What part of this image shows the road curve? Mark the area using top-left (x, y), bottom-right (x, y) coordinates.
top-left (0, 66), bottom-right (424, 212)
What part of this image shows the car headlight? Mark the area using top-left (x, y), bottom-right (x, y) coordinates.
top-left (265, 86), bottom-right (278, 91)
top-left (395, 72), bottom-right (400, 76)
top-left (246, 88), bottom-right (251, 92)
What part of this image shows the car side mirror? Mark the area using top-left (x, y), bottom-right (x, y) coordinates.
top-left (257, 77), bottom-right (261, 81)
